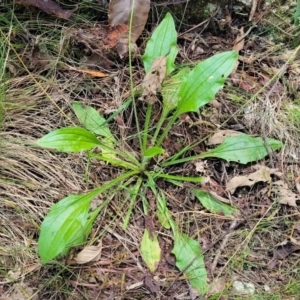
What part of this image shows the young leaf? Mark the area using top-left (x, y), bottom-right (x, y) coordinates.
top-left (142, 12), bottom-right (178, 76)
top-left (193, 189), bottom-right (238, 217)
top-left (156, 191), bottom-right (171, 229)
top-left (175, 51), bottom-right (238, 115)
top-left (37, 127), bottom-right (101, 152)
top-left (72, 102), bottom-right (116, 142)
top-left (199, 134), bottom-right (282, 164)
top-left (38, 191), bottom-right (100, 264)
top-left (161, 67), bottom-right (190, 112)
top-left (140, 229), bottom-right (161, 272)
top-left (144, 147), bottom-right (164, 158)
top-left (172, 231), bottom-right (207, 294)
top-left (72, 103), bottom-right (117, 159)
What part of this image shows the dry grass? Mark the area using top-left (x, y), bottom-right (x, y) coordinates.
top-left (1, 2), bottom-right (300, 300)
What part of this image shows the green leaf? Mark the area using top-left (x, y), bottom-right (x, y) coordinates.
top-left (156, 191), bottom-right (171, 229)
top-left (294, 0), bottom-right (300, 26)
top-left (172, 231), bottom-right (207, 294)
top-left (37, 127), bottom-right (101, 152)
top-left (72, 103), bottom-right (117, 159)
top-left (200, 134), bottom-right (282, 164)
top-left (176, 51), bottom-right (238, 115)
top-left (144, 147), bottom-right (164, 158)
top-left (72, 102), bottom-right (116, 142)
top-left (140, 229), bottom-right (161, 272)
top-left (154, 173), bottom-right (204, 183)
top-left (193, 189), bottom-right (238, 217)
top-left (162, 67), bottom-right (190, 112)
top-left (142, 12), bottom-right (178, 76)
top-left (38, 191), bottom-right (100, 264)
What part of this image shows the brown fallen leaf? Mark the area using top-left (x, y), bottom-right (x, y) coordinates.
top-left (233, 27), bottom-right (245, 52)
top-left (272, 180), bottom-right (300, 207)
top-left (68, 66), bottom-right (106, 78)
top-left (207, 276), bottom-right (227, 296)
top-left (141, 56), bottom-right (167, 104)
top-left (103, 24), bottom-right (129, 48)
top-left (226, 165), bottom-right (282, 193)
top-left (108, 0), bottom-right (150, 57)
top-left (273, 239), bottom-right (300, 260)
top-left (144, 275), bottom-right (160, 294)
top-left (207, 130), bottom-right (242, 145)
top-left (16, 0), bottom-right (72, 19)
top-left (73, 241), bottom-right (102, 264)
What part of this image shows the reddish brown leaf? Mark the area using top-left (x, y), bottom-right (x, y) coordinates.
top-left (16, 0), bottom-right (72, 19)
top-left (103, 24), bottom-right (129, 48)
top-left (68, 66), bottom-right (106, 78)
top-left (108, 0), bottom-right (150, 57)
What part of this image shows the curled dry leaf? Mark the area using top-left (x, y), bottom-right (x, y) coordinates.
top-left (272, 180), bottom-right (300, 207)
top-left (16, 0), bottom-right (72, 19)
top-left (141, 56), bottom-right (167, 104)
top-left (74, 241), bottom-right (102, 264)
top-left (226, 164), bottom-right (282, 193)
top-left (108, 0), bottom-right (150, 57)
top-left (273, 238), bottom-right (300, 259)
top-left (207, 130), bottom-right (242, 145)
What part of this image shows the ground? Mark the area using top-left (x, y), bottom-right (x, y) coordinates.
top-left (1, 0), bottom-right (300, 299)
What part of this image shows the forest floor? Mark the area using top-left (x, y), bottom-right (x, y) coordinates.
top-left (1, 1), bottom-right (300, 299)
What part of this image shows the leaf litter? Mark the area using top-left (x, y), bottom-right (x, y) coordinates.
top-left (1, 1), bottom-right (300, 299)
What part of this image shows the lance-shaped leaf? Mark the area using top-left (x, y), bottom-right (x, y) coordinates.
top-left (38, 191), bottom-right (101, 264)
top-left (199, 134), bottom-right (282, 164)
top-left (140, 229), bottom-right (161, 272)
top-left (144, 147), bottom-right (164, 158)
top-left (37, 127), bottom-right (101, 152)
top-left (175, 51), bottom-right (238, 115)
top-left (172, 231), bottom-right (207, 294)
top-left (193, 189), bottom-right (238, 217)
top-left (142, 12), bottom-right (178, 76)
top-left (156, 193), bottom-right (171, 229)
top-left (72, 102), bottom-right (117, 159)
top-left (161, 67), bottom-right (190, 113)
top-left (72, 102), bottom-right (116, 142)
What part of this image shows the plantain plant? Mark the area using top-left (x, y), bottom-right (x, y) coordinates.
top-left (36, 13), bottom-right (282, 294)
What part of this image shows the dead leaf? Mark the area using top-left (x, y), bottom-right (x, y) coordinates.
top-left (126, 281), bottom-right (144, 290)
top-left (74, 241), bottom-right (102, 264)
top-left (272, 180), bottom-right (300, 207)
top-left (16, 0), bottom-right (72, 19)
top-left (295, 181), bottom-right (300, 193)
top-left (207, 130), bottom-right (242, 145)
top-left (103, 24), bottom-right (129, 48)
top-left (273, 239), bottom-right (300, 259)
top-left (209, 191), bottom-right (232, 204)
top-left (233, 27), bottom-right (245, 52)
top-left (108, 0), bottom-right (150, 57)
top-left (141, 56), bottom-right (167, 104)
top-left (144, 275), bottom-right (160, 293)
top-left (1, 283), bottom-right (37, 300)
top-left (68, 66), bottom-right (106, 78)
top-left (226, 165), bottom-right (282, 193)
top-left (189, 286), bottom-right (200, 300)
top-left (207, 276), bottom-right (227, 295)
top-left (194, 160), bottom-right (207, 173)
